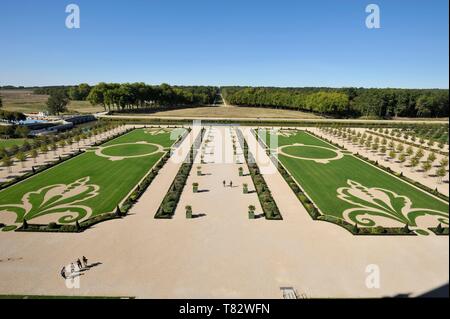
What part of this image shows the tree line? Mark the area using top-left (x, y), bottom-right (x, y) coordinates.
top-left (87, 83), bottom-right (218, 112)
top-left (221, 87), bottom-right (449, 118)
top-left (34, 84), bottom-right (92, 101)
top-left (0, 110), bottom-right (27, 123)
top-left (0, 94), bottom-right (29, 137)
top-left (35, 83), bottom-right (218, 114)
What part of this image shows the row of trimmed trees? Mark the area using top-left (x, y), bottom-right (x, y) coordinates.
top-left (222, 87), bottom-right (449, 118)
top-left (1, 123), bottom-right (123, 172)
top-left (320, 127), bottom-right (449, 183)
top-left (368, 127), bottom-right (448, 148)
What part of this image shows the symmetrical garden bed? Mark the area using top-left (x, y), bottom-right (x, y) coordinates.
top-left (0, 127), bottom-right (188, 232)
top-left (254, 129), bottom-right (449, 235)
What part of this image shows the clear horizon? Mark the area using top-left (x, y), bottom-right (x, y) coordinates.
top-left (1, 0), bottom-right (448, 89)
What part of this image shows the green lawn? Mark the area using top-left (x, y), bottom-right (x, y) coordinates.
top-left (101, 143), bottom-right (159, 157)
top-left (0, 128), bottom-right (182, 230)
top-left (260, 130), bottom-right (449, 231)
top-left (282, 145), bottom-right (338, 159)
top-left (0, 138), bottom-right (28, 149)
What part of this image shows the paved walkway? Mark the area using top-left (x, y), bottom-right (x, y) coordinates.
top-left (0, 125), bottom-right (448, 298)
top-left (175, 126), bottom-right (263, 221)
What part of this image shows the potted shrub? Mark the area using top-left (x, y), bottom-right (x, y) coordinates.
top-left (243, 183), bottom-right (248, 194)
top-left (186, 206), bottom-right (193, 219)
top-left (48, 222), bottom-right (59, 230)
top-left (435, 223), bottom-right (444, 235)
top-left (238, 167), bottom-right (244, 176)
top-left (192, 183), bottom-right (199, 193)
top-left (248, 205), bottom-right (256, 219)
top-left (197, 166), bottom-right (202, 176)
top-left (115, 205), bottom-right (122, 217)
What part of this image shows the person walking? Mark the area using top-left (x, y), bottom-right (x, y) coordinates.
top-left (82, 256), bottom-right (88, 267)
top-left (230, 181), bottom-right (233, 188)
top-left (223, 180), bottom-right (226, 188)
top-left (60, 267), bottom-right (66, 280)
top-left (77, 258), bottom-right (83, 269)
top-left (70, 263), bottom-right (75, 274)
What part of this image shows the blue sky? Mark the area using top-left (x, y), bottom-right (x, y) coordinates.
top-left (0, 0), bottom-right (448, 88)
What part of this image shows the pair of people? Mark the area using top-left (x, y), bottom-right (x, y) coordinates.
top-left (60, 256), bottom-right (88, 279)
top-left (223, 180), bottom-right (233, 188)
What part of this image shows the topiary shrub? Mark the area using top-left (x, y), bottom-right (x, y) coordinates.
top-left (298, 194), bottom-right (307, 202)
top-left (48, 222), bottom-right (59, 230)
top-left (402, 224), bottom-right (411, 234)
top-left (373, 226), bottom-right (387, 234)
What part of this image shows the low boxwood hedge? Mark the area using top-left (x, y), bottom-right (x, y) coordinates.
top-left (155, 129), bottom-right (205, 219)
top-left (237, 129), bottom-right (282, 220)
top-left (429, 224), bottom-right (450, 236)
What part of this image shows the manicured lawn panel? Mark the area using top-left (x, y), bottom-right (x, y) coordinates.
top-left (0, 129), bottom-right (183, 227)
top-left (102, 144), bottom-right (159, 157)
top-left (283, 145), bottom-right (338, 159)
top-left (281, 153), bottom-right (448, 217)
top-left (259, 129), bottom-right (448, 229)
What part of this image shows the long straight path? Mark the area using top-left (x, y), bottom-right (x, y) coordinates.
top-left (175, 126), bottom-right (262, 221)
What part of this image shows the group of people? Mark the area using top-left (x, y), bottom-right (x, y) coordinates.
top-left (60, 256), bottom-right (88, 280)
top-left (223, 180), bottom-right (233, 188)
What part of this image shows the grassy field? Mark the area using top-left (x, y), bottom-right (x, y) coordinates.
top-left (125, 106), bottom-right (324, 119)
top-left (0, 138), bottom-right (28, 149)
top-left (0, 128), bottom-right (181, 229)
top-left (260, 130), bottom-right (449, 231)
top-left (0, 90), bottom-right (104, 114)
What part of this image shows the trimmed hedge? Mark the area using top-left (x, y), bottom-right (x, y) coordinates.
top-left (429, 224), bottom-right (450, 236)
top-left (237, 129), bottom-right (282, 220)
top-left (155, 129), bottom-right (205, 219)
